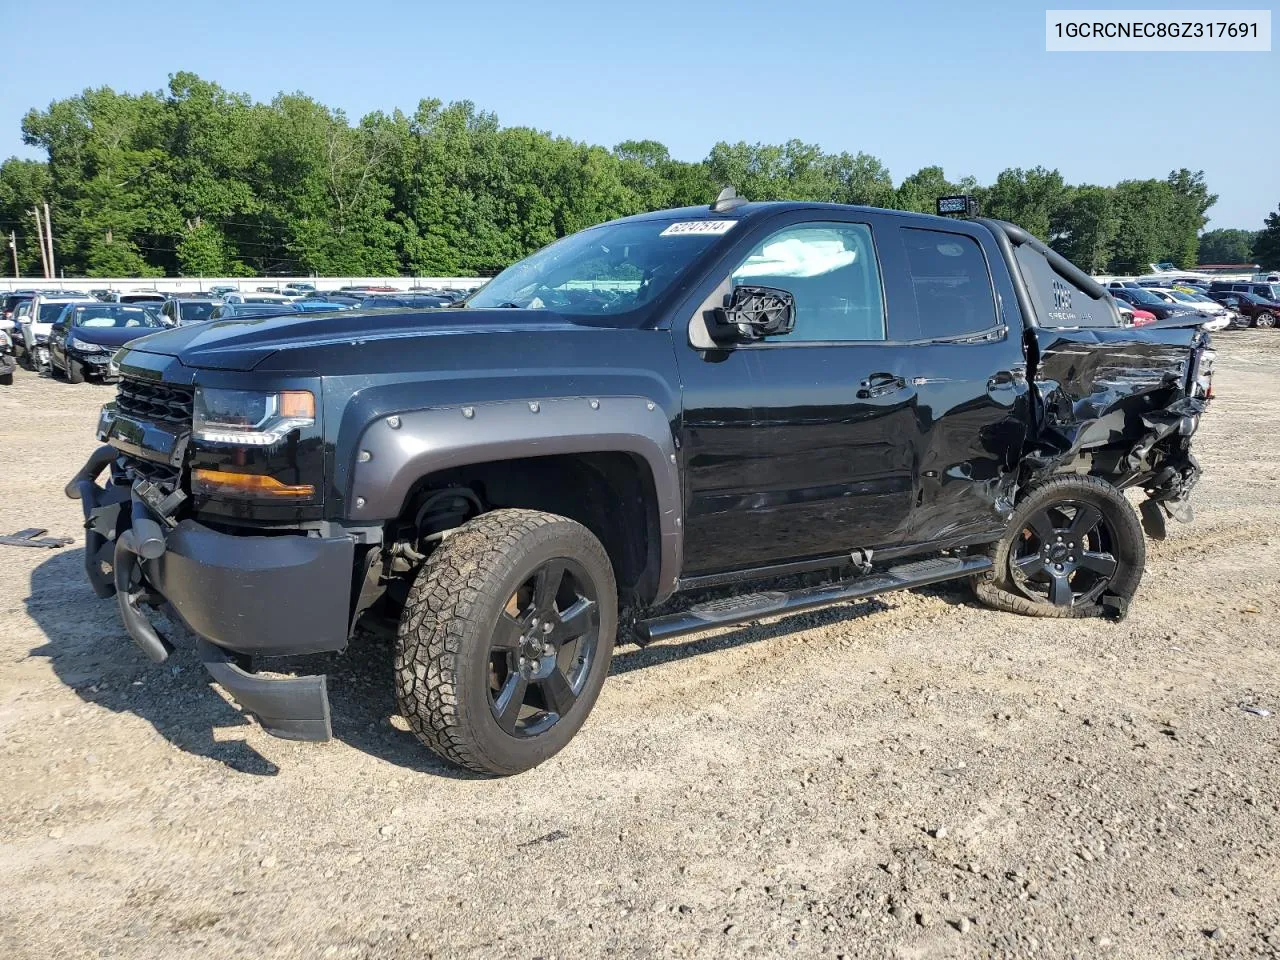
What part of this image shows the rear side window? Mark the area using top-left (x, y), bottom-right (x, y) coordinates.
top-left (902, 228), bottom-right (999, 339)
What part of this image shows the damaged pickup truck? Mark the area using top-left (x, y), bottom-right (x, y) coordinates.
top-left (67, 192), bottom-right (1213, 775)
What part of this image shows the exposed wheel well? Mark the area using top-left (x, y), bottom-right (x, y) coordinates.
top-left (393, 452), bottom-right (663, 605)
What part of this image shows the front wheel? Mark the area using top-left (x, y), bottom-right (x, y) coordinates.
top-left (395, 509), bottom-right (617, 775)
top-left (1254, 312), bottom-right (1277, 329)
top-left (66, 357), bottom-right (85, 384)
top-left (973, 476), bottom-right (1145, 618)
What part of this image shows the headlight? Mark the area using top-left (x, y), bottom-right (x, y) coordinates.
top-left (193, 387), bottom-right (316, 445)
top-left (68, 336), bottom-right (107, 353)
top-left (0, 331), bottom-right (10, 348)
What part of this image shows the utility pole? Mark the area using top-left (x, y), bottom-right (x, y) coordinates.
top-left (8, 231), bottom-right (19, 278)
top-left (31, 207), bottom-right (50, 278)
top-left (43, 202), bottom-right (56, 280)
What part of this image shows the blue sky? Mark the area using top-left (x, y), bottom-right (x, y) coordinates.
top-left (1, 0), bottom-right (1274, 228)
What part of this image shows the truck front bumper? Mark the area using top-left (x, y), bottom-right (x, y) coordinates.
top-left (67, 446), bottom-right (354, 741)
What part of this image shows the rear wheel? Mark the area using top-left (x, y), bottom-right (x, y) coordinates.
top-left (395, 508), bottom-right (617, 775)
top-left (973, 476), bottom-right (1144, 618)
top-left (1254, 312), bottom-right (1276, 329)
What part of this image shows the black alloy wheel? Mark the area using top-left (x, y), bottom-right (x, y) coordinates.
top-left (488, 558), bottom-right (601, 738)
top-left (1008, 500), bottom-right (1118, 608)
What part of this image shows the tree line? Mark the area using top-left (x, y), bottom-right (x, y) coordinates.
top-left (0, 72), bottom-right (1269, 279)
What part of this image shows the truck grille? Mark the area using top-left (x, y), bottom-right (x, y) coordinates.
top-left (116, 377), bottom-right (195, 428)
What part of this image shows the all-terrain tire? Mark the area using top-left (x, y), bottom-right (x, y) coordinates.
top-left (972, 476), bottom-right (1145, 618)
top-left (395, 508), bottom-right (617, 776)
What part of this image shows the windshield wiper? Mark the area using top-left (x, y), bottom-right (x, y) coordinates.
top-left (494, 301), bottom-right (523, 309)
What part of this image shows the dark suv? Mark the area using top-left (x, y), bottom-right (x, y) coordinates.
top-left (66, 196), bottom-right (1214, 775)
top-left (1208, 290), bottom-right (1280, 328)
top-left (1209, 280), bottom-right (1280, 303)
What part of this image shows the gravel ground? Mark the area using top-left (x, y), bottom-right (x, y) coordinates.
top-left (1, 333), bottom-right (1278, 960)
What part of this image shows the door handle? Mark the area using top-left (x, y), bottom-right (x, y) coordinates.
top-left (857, 372), bottom-right (906, 399)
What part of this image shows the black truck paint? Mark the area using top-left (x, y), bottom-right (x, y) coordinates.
top-left (67, 200), bottom-right (1212, 748)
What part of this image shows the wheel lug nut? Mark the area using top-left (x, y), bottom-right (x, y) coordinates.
top-left (519, 656), bottom-right (527, 667)
top-left (1055, 563), bottom-right (1064, 571)
top-left (531, 659), bottom-right (540, 671)
top-left (542, 621), bottom-right (553, 634)
top-left (543, 644), bottom-right (554, 656)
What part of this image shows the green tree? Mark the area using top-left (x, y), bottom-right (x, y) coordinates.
top-left (984, 167), bottom-right (1069, 241)
top-left (1165, 169), bottom-right (1217, 268)
top-left (893, 166), bottom-right (957, 214)
top-left (0, 158), bottom-right (52, 275)
top-left (1254, 205), bottom-right (1280, 271)
top-left (1198, 228), bottom-right (1259, 265)
top-left (1051, 186), bottom-right (1116, 274)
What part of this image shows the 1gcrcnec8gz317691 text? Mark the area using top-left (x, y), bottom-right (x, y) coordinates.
top-left (1046, 9), bottom-right (1271, 51)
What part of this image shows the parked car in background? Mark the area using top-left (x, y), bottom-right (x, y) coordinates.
top-left (159, 298), bottom-right (221, 326)
top-left (208, 285), bottom-right (238, 297)
top-left (16, 294), bottom-right (94, 370)
top-left (223, 292), bottom-right (293, 306)
top-left (290, 300), bottom-right (351, 313)
top-left (0, 330), bottom-right (15, 385)
top-left (1146, 288), bottom-right (1231, 329)
top-left (283, 282), bottom-right (316, 295)
top-left (359, 293), bottom-right (450, 309)
top-left (48, 303), bottom-right (165, 383)
top-left (1209, 280), bottom-right (1280, 303)
top-left (208, 303), bottom-right (297, 320)
top-left (304, 292), bottom-right (365, 307)
top-left (1109, 287), bottom-right (1200, 322)
top-left (1209, 291), bottom-right (1280, 328)
top-left (1, 293), bottom-right (35, 333)
top-left (1112, 300), bottom-right (1157, 328)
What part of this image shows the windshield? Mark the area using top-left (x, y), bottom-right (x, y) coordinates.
top-left (180, 302), bottom-right (217, 322)
top-left (466, 219), bottom-right (733, 322)
top-left (1124, 288), bottom-right (1165, 306)
top-left (1166, 290), bottom-right (1199, 303)
top-left (39, 302), bottom-right (74, 322)
top-left (69, 305), bottom-right (162, 329)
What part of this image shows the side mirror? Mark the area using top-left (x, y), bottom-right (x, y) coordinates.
top-left (708, 285), bottom-right (796, 344)
top-left (51, 322), bottom-right (65, 334)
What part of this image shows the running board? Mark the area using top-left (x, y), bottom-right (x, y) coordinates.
top-left (634, 555), bottom-right (992, 646)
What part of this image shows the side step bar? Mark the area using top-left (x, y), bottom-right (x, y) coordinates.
top-left (634, 555), bottom-right (992, 646)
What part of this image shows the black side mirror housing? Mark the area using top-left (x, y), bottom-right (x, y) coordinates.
top-left (708, 285), bottom-right (796, 344)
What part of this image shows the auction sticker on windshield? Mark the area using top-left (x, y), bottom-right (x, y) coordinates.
top-left (660, 220), bottom-right (737, 236)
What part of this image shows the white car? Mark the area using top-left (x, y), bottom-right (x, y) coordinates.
top-left (16, 294), bottom-right (94, 370)
top-left (223, 292), bottom-right (295, 305)
top-left (1148, 288), bottom-right (1231, 331)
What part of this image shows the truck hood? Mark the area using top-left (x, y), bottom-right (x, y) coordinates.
top-left (120, 307), bottom-right (589, 372)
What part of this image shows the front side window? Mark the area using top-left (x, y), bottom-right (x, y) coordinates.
top-left (728, 222), bottom-right (885, 342)
top-left (902, 229), bottom-right (998, 338)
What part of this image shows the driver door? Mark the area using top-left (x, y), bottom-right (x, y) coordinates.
top-left (675, 214), bottom-right (920, 577)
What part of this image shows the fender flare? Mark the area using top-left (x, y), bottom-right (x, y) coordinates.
top-left (347, 396), bottom-right (683, 601)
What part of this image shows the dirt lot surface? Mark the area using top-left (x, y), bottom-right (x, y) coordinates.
top-left (1, 333), bottom-right (1278, 960)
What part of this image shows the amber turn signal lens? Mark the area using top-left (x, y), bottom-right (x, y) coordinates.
top-left (192, 468), bottom-right (315, 499)
top-left (279, 390), bottom-right (316, 419)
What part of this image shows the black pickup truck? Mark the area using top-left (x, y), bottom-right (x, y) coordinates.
top-left (67, 193), bottom-right (1213, 775)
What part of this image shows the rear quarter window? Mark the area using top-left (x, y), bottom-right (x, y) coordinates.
top-left (1012, 245), bottom-right (1118, 328)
